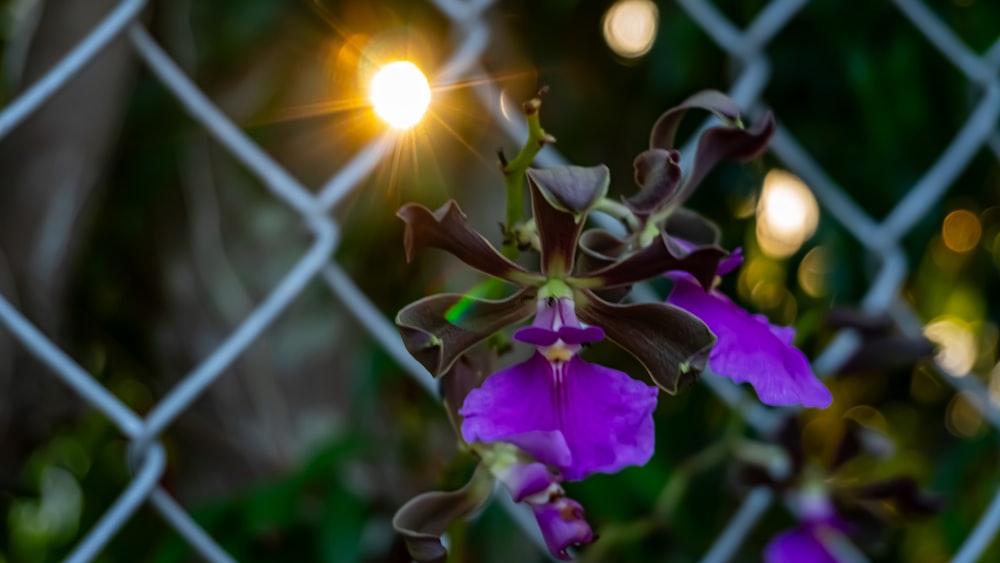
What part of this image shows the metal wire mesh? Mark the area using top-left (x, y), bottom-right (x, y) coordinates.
top-left (0, 0), bottom-right (998, 561)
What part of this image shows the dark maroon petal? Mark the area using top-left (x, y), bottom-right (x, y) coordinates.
top-left (679, 112), bottom-right (775, 198)
top-left (846, 477), bottom-right (944, 517)
top-left (575, 290), bottom-right (716, 394)
top-left (526, 165), bottom-right (609, 216)
top-left (667, 279), bottom-right (832, 408)
top-left (649, 90), bottom-right (743, 150)
top-left (398, 201), bottom-right (540, 283)
top-left (578, 229), bottom-right (629, 270)
top-left (392, 465), bottom-right (494, 563)
top-left (577, 232), bottom-right (726, 291)
top-left (763, 525), bottom-right (838, 563)
top-left (662, 208), bottom-right (722, 247)
top-left (396, 288), bottom-right (537, 377)
top-left (528, 176), bottom-right (585, 277)
top-left (576, 229), bottom-right (633, 302)
top-left (625, 149), bottom-right (682, 216)
top-left (460, 352), bottom-right (658, 480)
top-left (531, 497), bottom-right (594, 560)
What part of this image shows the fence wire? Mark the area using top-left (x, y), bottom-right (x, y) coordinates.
top-left (0, 0), bottom-right (998, 561)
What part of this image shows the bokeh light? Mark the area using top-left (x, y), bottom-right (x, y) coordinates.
top-left (923, 316), bottom-right (977, 376)
top-left (941, 209), bottom-right (981, 253)
top-left (797, 246), bottom-right (831, 297)
top-left (945, 391), bottom-right (985, 437)
top-left (990, 362), bottom-right (1000, 405)
top-left (602, 0), bottom-right (659, 59)
top-left (756, 169), bottom-right (819, 258)
top-left (369, 61), bottom-right (431, 129)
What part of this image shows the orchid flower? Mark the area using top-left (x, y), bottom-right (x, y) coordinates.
top-left (765, 485), bottom-right (850, 563)
top-left (485, 441), bottom-right (595, 560)
top-left (396, 91), bottom-right (776, 478)
top-left (396, 168), bottom-right (724, 478)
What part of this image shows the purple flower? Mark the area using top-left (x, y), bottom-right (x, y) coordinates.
top-left (485, 441), bottom-right (595, 560)
top-left (532, 496), bottom-right (594, 560)
top-left (764, 525), bottom-right (841, 563)
top-left (764, 488), bottom-right (848, 563)
top-left (461, 297), bottom-right (658, 480)
top-left (667, 249), bottom-right (832, 408)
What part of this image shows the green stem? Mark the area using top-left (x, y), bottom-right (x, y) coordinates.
top-left (500, 87), bottom-right (556, 259)
top-left (594, 198), bottom-right (641, 232)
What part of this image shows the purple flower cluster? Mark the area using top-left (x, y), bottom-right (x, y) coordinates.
top-left (393, 90), bottom-right (834, 561)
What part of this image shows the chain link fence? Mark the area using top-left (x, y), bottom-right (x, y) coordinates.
top-left (0, 0), bottom-right (998, 561)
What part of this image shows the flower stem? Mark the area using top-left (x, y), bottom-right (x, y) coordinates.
top-left (594, 198), bottom-right (641, 232)
top-left (500, 86), bottom-right (556, 259)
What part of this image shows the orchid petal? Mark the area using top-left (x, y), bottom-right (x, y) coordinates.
top-left (460, 352), bottom-right (658, 480)
top-left (393, 465), bottom-right (494, 563)
top-left (396, 288), bottom-right (537, 377)
top-left (667, 279), bottom-right (832, 408)
top-left (577, 232), bottom-right (726, 291)
top-left (625, 149), bottom-right (682, 217)
top-left (764, 525), bottom-right (838, 563)
top-left (398, 200), bottom-right (539, 284)
top-left (650, 90), bottom-right (744, 150)
top-left (532, 497), bottom-right (594, 561)
top-left (662, 208), bottom-right (723, 247)
top-left (575, 290), bottom-right (716, 394)
top-left (526, 165), bottom-right (609, 217)
top-left (679, 112), bottom-right (775, 198)
top-left (527, 174), bottom-right (589, 277)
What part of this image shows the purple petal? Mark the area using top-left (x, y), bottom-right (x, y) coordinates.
top-left (717, 247), bottom-right (744, 276)
top-left (532, 497), bottom-right (594, 561)
top-left (503, 431), bottom-right (573, 471)
top-left (514, 327), bottom-right (561, 346)
top-left (460, 353), bottom-right (658, 480)
top-left (514, 297), bottom-right (604, 346)
top-left (557, 326), bottom-right (604, 345)
top-left (496, 461), bottom-right (558, 502)
top-left (667, 279), bottom-right (833, 408)
top-left (764, 525), bottom-right (838, 563)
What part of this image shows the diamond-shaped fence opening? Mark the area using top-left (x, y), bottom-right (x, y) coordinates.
top-left (1, 0), bottom-right (999, 561)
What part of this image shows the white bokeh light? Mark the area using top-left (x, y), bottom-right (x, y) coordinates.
top-left (602, 0), bottom-right (659, 59)
top-left (756, 169), bottom-right (820, 258)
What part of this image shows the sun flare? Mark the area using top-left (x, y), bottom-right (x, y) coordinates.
top-left (369, 61), bottom-right (431, 130)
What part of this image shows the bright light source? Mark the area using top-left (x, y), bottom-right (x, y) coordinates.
top-left (924, 316), bottom-right (977, 377)
top-left (603, 0), bottom-right (658, 59)
top-left (369, 61), bottom-right (431, 130)
top-left (756, 169), bottom-right (819, 258)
